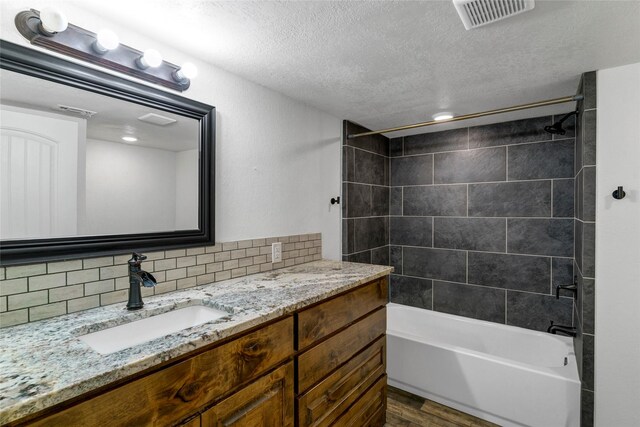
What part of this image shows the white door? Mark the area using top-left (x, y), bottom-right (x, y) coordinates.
top-left (0, 105), bottom-right (81, 240)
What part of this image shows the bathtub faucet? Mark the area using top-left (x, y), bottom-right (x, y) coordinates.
top-left (547, 321), bottom-right (577, 337)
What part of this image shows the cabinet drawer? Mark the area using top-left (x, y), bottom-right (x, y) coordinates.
top-left (298, 336), bottom-right (386, 427)
top-left (297, 308), bottom-right (386, 393)
top-left (332, 375), bottom-right (387, 427)
top-left (297, 278), bottom-right (387, 350)
top-left (201, 362), bottom-right (294, 427)
top-left (29, 317), bottom-right (293, 427)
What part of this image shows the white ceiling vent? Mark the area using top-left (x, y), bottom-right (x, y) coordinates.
top-left (137, 113), bottom-right (177, 126)
top-left (53, 104), bottom-right (97, 118)
top-left (453, 0), bottom-right (535, 30)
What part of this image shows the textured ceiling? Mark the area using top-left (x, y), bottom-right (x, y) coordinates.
top-left (73, 0), bottom-right (640, 136)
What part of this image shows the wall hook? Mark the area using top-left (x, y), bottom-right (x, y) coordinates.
top-left (330, 196), bottom-right (340, 205)
top-left (612, 186), bottom-right (626, 200)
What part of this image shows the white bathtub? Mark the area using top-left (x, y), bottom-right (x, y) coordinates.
top-left (387, 303), bottom-right (581, 427)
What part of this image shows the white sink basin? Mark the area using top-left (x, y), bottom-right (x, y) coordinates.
top-left (79, 305), bottom-right (228, 354)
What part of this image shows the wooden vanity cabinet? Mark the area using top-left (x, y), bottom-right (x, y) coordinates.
top-left (16, 277), bottom-right (388, 427)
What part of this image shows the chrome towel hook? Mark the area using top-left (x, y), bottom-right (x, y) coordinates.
top-left (612, 186), bottom-right (626, 200)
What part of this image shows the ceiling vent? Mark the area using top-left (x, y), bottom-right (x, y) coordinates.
top-left (53, 104), bottom-right (97, 118)
top-left (137, 113), bottom-right (177, 126)
top-left (453, 0), bottom-right (535, 30)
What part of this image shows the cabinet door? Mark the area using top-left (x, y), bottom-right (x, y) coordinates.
top-left (201, 363), bottom-right (294, 427)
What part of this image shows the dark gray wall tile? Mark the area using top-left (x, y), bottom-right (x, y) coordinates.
top-left (342, 182), bottom-right (348, 218)
top-left (343, 146), bottom-right (354, 182)
top-left (434, 147), bottom-right (506, 184)
top-left (403, 247), bottom-right (466, 282)
top-left (354, 217), bottom-right (388, 252)
top-left (371, 186), bottom-right (389, 216)
top-left (576, 266), bottom-right (584, 329)
top-left (552, 257), bottom-right (574, 293)
top-left (583, 222), bottom-right (595, 277)
top-left (434, 281), bottom-right (505, 323)
top-left (391, 155), bottom-right (433, 186)
top-left (468, 252), bottom-right (550, 293)
top-left (581, 389), bottom-right (594, 427)
top-left (469, 181), bottom-right (551, 217)
top-left (508, 140), bottom-right (574, 180)
top-left (390, 275), bottom-right (432, 309)
top-left (582, 109), bottom-right (597, 166)
top-left (354, 149), bottom-right (387, 186)
top-left (582, 71), bottom-right (597, 110)
top-left (390, 246), bottom-right (402, 275)
top-left (342, 219), bottom-right (353, 254)
top-left (583, 334), bottom-right (594, 390)
top-left (371, 246), bottom-right (389, 266)
top-left (575, 113), bottom-right (583, 173)
top-left (469, 116), bottom-right (552, 148)
top-left (575, 220), bottom-right (583, 271)
top-left (345, 121), bottom-right (389, 156)
top-left (344, 250), bottom-right (371, 264)
top-left (552, 112), bottom-right (576, 139)
top-left (389, 137), bottom-right (403, 157)
top-left (583, 278), bottom-right (595, 334)
top-left (434, 217), bottom-right (506, 252)
top-left (583, 167), bottom-right (596, 221)
top-left (390, 217), bottom-right (433, 247)
top-left (506, 291), bottom-right (572, 332)
top-left (404, 185), bottom-right (467, 216)
top-left (575, 170), bottom-right (584, 220)
top-left (390, 187), bottom-right (402, 215)
top-left (404, 128), bottom-right (468, 155)
top-left (346, 183), bottom-right (371, 218)
top-left (553, 179), bottom-right (574, 218)
top-left (508, 218), bottom-right (574, 257)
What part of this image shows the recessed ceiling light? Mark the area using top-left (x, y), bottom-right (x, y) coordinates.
top-left (122, 136), bottom-right (138, 142)
top-left (433, 112), bottom-right (454, 121)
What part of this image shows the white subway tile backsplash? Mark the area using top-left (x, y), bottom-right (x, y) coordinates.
top-left (0, 233), bottom-right (322, 327)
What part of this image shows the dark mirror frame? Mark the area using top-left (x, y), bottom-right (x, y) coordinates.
top-left (0, 40), bottom-right (215, 265)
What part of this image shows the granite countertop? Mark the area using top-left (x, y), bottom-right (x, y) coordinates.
top-left (0, 260), bottom-right (392, 424)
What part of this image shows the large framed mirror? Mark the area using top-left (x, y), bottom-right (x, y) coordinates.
top-left (0, 41), bottom-right (215, 265)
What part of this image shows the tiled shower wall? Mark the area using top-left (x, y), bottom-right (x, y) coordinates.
top-left (342, 121), bottom-right (390, 264)
top-left (387, 115), bottom-right (577, 331)
top-left (574, 71), bottom-right (597, 427)
top-left (0, 233), bottom-right (322, 328)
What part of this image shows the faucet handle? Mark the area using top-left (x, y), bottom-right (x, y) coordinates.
top-left (129, 252), bottom-right (148, 265)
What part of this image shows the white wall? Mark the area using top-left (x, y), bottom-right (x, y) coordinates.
top-left (595, 62), bottom-right (640, 426)
top-left (0, 1), bottom-right (342, 259)
top-left (175, 149), bottom-right (199, 230)
top-left (85, 139), bottom-right (177, 235)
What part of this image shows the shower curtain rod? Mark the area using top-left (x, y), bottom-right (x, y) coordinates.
top-left (347, 94), bottom-right (584, 139)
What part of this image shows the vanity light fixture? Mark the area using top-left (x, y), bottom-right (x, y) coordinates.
top-left (93, 29), bottom-right (119, 54)
top-left (14, 8), bottom-right (194, 91)
top-left (122, 136), bottom-right (138, 143)
top-left (433, 112), bottom-right (454, 121)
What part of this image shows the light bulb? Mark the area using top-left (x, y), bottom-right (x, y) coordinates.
top-left (179, 62), bottom-right (198, 79)
top-left (94, 29), bottom-right (119, 53)
top-left (432, 112), bottom-right (454, 121)
top-left (39, 7), bottom-right (68, 34)
top-left (138, 49), bottom-right (163, 68)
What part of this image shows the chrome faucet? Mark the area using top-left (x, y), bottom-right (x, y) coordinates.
top-left (547, 321), bottom-right (577, 337)
top-left (126, 252), bottom-right (157, 310)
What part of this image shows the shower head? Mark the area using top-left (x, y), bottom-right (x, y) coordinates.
top-left (544, 111), bottom-right (579, 135)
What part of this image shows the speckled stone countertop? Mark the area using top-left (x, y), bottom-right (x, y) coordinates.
top-left (0, 260), bottom-right (392, 424)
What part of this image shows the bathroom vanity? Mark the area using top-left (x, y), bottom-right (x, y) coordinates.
top-left (0, 261), bottom-right (391, 426)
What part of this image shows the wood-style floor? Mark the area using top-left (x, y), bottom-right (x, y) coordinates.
top-left (385, 386), bottom-right (500, 427)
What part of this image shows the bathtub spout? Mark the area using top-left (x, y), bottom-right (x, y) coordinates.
top-left (547, 321), bottom-right (577, 337)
